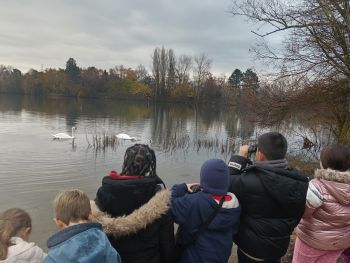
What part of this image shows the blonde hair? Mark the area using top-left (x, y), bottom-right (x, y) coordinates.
top-left (54, 189), bottom-right (91, 225)
top-left (0, 208), bottom-right (31, 260)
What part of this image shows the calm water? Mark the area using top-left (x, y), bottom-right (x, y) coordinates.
top-left (0, 94), bottom-right (320, 249)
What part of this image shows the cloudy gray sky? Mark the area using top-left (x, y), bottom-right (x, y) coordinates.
top-left (0, 0), bottom-right (280, 76)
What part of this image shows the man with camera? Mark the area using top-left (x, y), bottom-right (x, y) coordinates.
top-left (228, 132), bottom-right (308, 263)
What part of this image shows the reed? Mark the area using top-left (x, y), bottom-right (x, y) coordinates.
top-left (86, 134), bottom-right (120, 152)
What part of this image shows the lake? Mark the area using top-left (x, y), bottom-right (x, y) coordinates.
top-left (0, 94), bottom-right (321, 249)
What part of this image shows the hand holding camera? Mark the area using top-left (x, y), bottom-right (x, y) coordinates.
top-left (239, 144), bottom-right (257, 158)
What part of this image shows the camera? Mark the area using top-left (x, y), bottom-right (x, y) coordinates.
top-left (248, 144), bottom-right (258, 154)
top-left (247, 143), bottom-right (258, 159)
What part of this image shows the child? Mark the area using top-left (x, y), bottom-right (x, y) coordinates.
top-left (43, 189), bottom-right (121, 263)
top-left (0, 208), bottom-right (45, 263)
top-left (94, 143), bottom-right (175, 263)
top-left (293, 144), bottom-right (350, 263)
top-left (171, 158), bottom-right (241, 263)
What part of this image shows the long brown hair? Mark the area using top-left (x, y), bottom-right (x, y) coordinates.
top-left (0, 208), bottom-right (31, 260)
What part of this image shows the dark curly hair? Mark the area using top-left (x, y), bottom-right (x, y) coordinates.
top-left (121, 144), bottom-right (157, 177)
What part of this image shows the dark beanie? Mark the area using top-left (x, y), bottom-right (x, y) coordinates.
top-left (200, 158), bottom-right (229, 195)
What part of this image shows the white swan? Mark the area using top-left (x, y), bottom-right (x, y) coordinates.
top-left (52, 127), bottom-right (76, 139)
top-left (116, 133), bottom-right (136, 140)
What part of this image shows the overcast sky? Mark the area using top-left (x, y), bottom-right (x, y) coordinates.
top-left (0, 0), bottom-right (281, 76)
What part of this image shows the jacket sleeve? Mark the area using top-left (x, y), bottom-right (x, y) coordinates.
top-left (303, 180), bottom-right (323, 218)
top-left (159, 212), bottom-right (176, 263)
top-left (170, 183), bottom-right (193, 225)
top-left (171, 183), bottom-right (188, 198)
top-left (228, 155), bottom-right (251, 199)
top-left (228, 155), bottom-right (251, 175)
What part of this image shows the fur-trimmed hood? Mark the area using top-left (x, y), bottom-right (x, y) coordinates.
top-left (314, 168), bottom-right (350, 184)
top-left (313, 169), bottom-right (350, 205)
top-left (91, 189), bottom-right (171, 237)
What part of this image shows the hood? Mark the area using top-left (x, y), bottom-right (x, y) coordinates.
top-left (246, 164), bottom-right (308, 206)
top-left (91, 189), bottom-right (171, 237)
top-left (47, 223), bottom-right (102, 248)
top-left (95, 175), bottom-right (161, 217)
top-left (314, 169), bottom-right (350, 205)
top-left (45, 223), bottom-right (119, 263)
top-left (0, 238), bottom-right (35, 262)
top-left (199, 192), bottom-right (240, 231)
top-left (1, 238), bottom-right (45, 263)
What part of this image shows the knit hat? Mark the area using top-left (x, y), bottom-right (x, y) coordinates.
top-left (200, 159), bottom-right (229, 195)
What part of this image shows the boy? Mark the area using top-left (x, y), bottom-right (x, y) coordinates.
top-left (43, 189), bottom-right (121, 263)
top-left (229, 132), bottom-right (308, 262)
top-left (171, 158), bottom-right (241, 263)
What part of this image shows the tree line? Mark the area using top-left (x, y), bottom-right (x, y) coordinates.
top-left (0, 49), bottom-right (259, 104)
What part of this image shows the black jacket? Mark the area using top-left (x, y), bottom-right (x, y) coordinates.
top-left (95, 175), bottom-right (175, 263)
top-left (229, 155), bottom-right (308, 260)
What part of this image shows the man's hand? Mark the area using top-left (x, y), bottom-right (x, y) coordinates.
top-left (186, 183), bottom-right (200, 192)
top-left (239, 145), bottom-right (249, 158)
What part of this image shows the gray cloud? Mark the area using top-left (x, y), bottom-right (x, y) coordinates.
top-left (0, 0), bottom-right (276, 76)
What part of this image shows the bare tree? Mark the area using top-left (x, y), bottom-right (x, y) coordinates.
top-left (176, 54), bottom-right (192, 85)
top-left (193, 53), bottom-right (212, 99)
top-left (231, 0), bottom-right (350, 81)
top-left (159, 47), bottom-right (169, 97)
top-left (136, 64), bottom-right (149, 82)
top-left (167, 48), bottom-right (176, 94)
top-left (152, 48), bottom-right (161, 98)
top-left (231, 0), bottom-right (350, 141)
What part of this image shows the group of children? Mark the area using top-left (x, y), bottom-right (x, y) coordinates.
top-left (0, 190), bottom-right (121, 263)
top-left (0, 141), bottom-right (349, 263)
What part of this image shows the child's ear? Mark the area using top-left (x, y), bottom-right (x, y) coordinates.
top-left (54, 218), bottom-right (67, 229)
top-left (88, 211), bottom-right (93, 221)
top-left (19, 227), bottom-right (31, 241)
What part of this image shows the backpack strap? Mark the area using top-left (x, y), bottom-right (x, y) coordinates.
top-left (187, 195), bottom-right (225, 245)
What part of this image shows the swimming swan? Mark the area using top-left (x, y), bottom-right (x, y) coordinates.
top-left (116, 133), bottom-right (136, 140)
top-left (52, 127), bottom-right (76, 139)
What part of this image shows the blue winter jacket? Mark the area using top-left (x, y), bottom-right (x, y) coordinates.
top-left (171, 183), bottom-right (241, 263)
top-left (43, 222), bottom-right (121, 263)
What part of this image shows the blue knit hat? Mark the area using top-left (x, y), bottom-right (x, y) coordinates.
top-left (200, 158), bottom-right (229, 195)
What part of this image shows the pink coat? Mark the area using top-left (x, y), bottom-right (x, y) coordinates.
top-left (296, 169), bottom-right (350, 251)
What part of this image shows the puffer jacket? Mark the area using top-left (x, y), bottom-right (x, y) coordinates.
top-left (296, 169), bottom-right (350, 251)
top-left (94, 172), bottom-right (175, 263)
top-left (171, 183), bottom-right (241, 263)
top-left (229, 155), bottom-right (308, 260)
top-left (0, 237), bottom-right (46, 263)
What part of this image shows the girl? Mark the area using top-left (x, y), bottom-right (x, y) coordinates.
top-left (93, 144), bottom-right (175, 263)
top-left (0, 208), bottom-right (46, 263)
top-left (293, 144), bottom-right (350, 263)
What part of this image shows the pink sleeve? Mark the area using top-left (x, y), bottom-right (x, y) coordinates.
top-left (303, 203), bottom-right (318, 218)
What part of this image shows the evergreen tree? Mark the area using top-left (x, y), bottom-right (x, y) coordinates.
top-left (228, 68), bottom-right (243, 91)
top-left (65, 58), bottom-right (80, 81)
top-left (242, 69), bottom-right (259, 91)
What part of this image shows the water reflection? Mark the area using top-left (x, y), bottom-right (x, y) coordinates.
top-left (0, 94), bottom-right (332, 248)
top-left (0, 94), bottom-right (330, 158)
